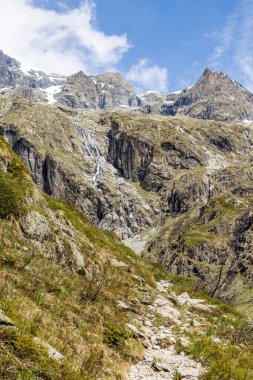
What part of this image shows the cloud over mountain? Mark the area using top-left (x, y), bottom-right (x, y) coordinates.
top-left (0, 0), bottom-right (129, 75)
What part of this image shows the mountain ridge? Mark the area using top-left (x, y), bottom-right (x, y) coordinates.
top-left (1, 48), bottom-right (253, 379)
top-left (1, 49), bottom-right (253, 122)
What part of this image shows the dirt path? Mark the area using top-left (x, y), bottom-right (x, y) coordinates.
top-left (128, 281), bottom-right (206, 379)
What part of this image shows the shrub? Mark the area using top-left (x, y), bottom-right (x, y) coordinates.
top-left (103, 324), bottom-right (129, 351)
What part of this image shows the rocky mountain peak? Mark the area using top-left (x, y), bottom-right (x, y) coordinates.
top-left (161, 68), bottom-right (253, 121)
top-left (193, 67), bottom-right (248, 96)
top-left (0, 49), bottom-right (139, 109)
top-left (58, 67), bottom-right (138, 109)
top-left (0, 50), bottom-right (20, 70)
top-left (1, 49), bottom-right (253, 121)
top-left (69, 70), bottom-right (88, 79)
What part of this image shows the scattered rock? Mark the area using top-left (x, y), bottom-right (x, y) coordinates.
top-left (129, 281), bottom-right (205, 379)
top-left (127, 323), bottom-right (145, 338)
top-left (156, 304), bottom-right (181, 325)
top-left (0, 309), bottom-right (15, 327)
top-left (69, 241), bottom-right (85, 270)
top-left (133, 275), bottom-right (146, 286)
top-left (118, 300), bottom-right (130, 310)
top-left (177, 292), bottom-right (214, 311)
top-left (110, 258), bottom-right (129, 268)
top-left (20, 211), bottom-right (51, 241)
top-left (34, 337), bottom-right (64, 363)
top-left (152, 355), bottom-right (171, 372)
top-left (157, 280), bottom-right (172, 293)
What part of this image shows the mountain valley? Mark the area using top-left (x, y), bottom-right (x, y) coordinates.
top-left (1, 49), bottom-right (253, 379)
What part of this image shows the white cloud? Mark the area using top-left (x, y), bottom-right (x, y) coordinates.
top-left (208, 0), bottom-right (253, 90)
top-left (126, 59), bottom-right (169, 93)
top-left (0, 0), bottom-right (130, 75)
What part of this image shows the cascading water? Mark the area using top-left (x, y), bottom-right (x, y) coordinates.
top-left (76, 124), bottom-right (102, 186)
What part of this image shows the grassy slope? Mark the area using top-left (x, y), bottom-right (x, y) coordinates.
top-left (0, 133), bottom-right (252, 379)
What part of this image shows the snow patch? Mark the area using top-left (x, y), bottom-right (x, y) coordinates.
top-left (44, 85), bottom-right (62, 104)
top-left (163, 100), bottom-right (174, 105)
top-left (0, 87), bottom-right (12, 93)
top-left (244, 119), bottom-right (253, 125)
top-left (20, 61), bottom-right (40, 75)
top-left (145, 90), bottom-right (162, 95)
top-left (169, 89), bottom-right (183, 95)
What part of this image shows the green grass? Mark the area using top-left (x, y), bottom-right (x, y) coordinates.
top-left (0, 111), bottom-right (253, 379)
top-left (0, 136), bottom-right (32, 219)
top-left (188, 337), bottom-right (253, 380)
top-left (0, 328), bottom-right (80, 380)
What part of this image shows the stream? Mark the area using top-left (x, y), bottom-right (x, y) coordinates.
top-left (76, 124), bottom-right (102, 186)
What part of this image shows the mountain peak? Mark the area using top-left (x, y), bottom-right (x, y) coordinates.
top-left (162, 67), bottom-right (253, 121)
top-left (202, 67), bottom-right (211, 75)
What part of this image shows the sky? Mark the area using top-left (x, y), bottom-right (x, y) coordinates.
top-left (0, 0), bottom-right (252, 93)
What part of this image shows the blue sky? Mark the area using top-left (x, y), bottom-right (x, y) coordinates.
top-left (1, 0), bottom-right (253, 92)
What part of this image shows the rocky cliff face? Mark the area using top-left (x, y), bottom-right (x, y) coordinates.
top-left (2, 50), bottom-right (253, 309)
top-left (161, 68), bottom-right (253, 121)
top-left (0, 50), bottom-right (139, 109)
top-left (2, 98), bottom-right (253, 304)
top-left (104, 112), bottom-right (253, 305)
top-left (57, 71), bottom-right (139, 109)
top-left (0, 99), bottom-right (157, 238)
top-left (2, 49), bottom-right (253, 123)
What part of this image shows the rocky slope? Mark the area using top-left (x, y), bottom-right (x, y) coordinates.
top-left (0, 50), bottom-right (139, 109)
top-left (1, 133), bottom-right (252, 379)
top-left (161, 68), bottom-right (253, 122)
top-left (2, 48), bottom-right (253, 378)
top-left (2, 95), bottom-right (253, 311)
top-left (139, 69), bottom-right (253, 122)
top-left (57, 71), bottom-right (139, 109)
top-left (0, 98), bottom-right (158, 238)
top-left (102, 111), bottom-right (253, 309)
top-left (0, 133), bottom-right (157, 378)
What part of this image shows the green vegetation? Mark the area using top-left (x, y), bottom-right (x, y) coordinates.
top-left (183, 194), bottom-right (245, 248)
top-left (0, 109), bottom-right (253, 379)
top-left (132, 181), bottom-right (160, 201)
top-left (150, 264), bottom-right (253, 380)
top-left (103, 324), bottom-right (129, 351)
top-left (0, 140), bottom-right (155, 378)
top-left (0, 328), bottom-right (79, 380)
top-left (188, 337), bottom-right (253, 379)
top-left (0, 136), bottom-right (31, 219)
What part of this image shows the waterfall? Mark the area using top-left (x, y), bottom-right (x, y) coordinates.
top-left (76, 124), bottom-right (102, 186)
